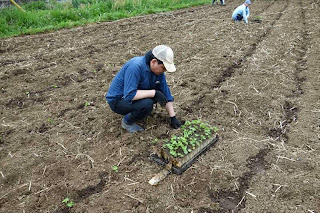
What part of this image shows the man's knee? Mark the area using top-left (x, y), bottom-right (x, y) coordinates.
top-left (135, 98), bottom-right (154, 115)
top-left (140, 99), bottom-right (154, 114)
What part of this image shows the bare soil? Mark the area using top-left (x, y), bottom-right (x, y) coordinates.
top-left (1, 0), bottom-right (320, 212)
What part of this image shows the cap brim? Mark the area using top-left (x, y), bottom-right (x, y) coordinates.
top-left (163, 62), bottom-right (176, 73)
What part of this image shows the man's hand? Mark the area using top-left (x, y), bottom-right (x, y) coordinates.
top-left (154, 90), bottom-right (167, 107)
top-left (170, 116), bottom-right (182, 129)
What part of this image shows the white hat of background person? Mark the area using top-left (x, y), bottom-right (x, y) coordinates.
top-left (152, 45), bottom-right (176, 73)
top-left (244, 0), bottom-right (251, 4)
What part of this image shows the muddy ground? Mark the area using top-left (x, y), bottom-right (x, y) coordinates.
top-left (1, 0), bottom-right (320, 212)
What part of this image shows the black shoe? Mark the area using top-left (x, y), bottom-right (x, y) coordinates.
top-left (121, 118), bottom-right (144, 133)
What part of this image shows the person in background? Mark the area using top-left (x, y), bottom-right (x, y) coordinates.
top-left (106, 45), bottom-right (182, 133)
top-left (232, 0), bottom-right (251, 24)
top-left (212, 0), bottom-right (226, 6)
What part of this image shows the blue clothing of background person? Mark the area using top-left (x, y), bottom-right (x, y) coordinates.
top-left (232, 0), bottom-right (251, 24)
top-left (106, 45), bottom-right (182, 133)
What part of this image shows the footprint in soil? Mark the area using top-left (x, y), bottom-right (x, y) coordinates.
top-left (53, 172), bottom-right (108, 213)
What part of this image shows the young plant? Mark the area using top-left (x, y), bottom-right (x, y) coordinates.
top-left (155, 120), bottom-right (218, 158)
top-left (67, 201), bottom-right (75, 207)
top-left (112, 165), bottom-right (118, 172)
top-left (151, 138), bottom-right (158, 144)
top-left (47, 117), bottom-right (55, 124)
top-left (62, 198), bottom-right (74, 207)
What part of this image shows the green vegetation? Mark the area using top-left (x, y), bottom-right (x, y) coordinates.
top-left (151, 138), bottom-right (159, 144)
top-left (47, 117), bottom-right (55, 124)
top-left (62, 198), bottom-right (74, 207)
top-left (155, 120), bottom-right (218, 158)
top-left (112, 165), bottom-right (118, 172)
top-left (0, 0), bottom-right (209, 38)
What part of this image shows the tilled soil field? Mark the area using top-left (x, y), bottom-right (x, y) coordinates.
top-left (1, 0), bottom-right (320, 212)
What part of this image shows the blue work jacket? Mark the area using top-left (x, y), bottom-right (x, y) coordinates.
top-left (106, 56), bottom-right (174, 103)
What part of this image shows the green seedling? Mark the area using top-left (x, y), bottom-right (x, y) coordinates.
top-left (51, 84), bottom-right (58, 88)
top-left (47, 118), bottom-right (55, 124)
top-left (25, 91), bottom-right (30, 95)
top-left (62, 198), bottom-right (74, 207)
top-left (67, 201), bottom-right (74, 207)
top-left (112, 165), bottom-right (118, 172)
top-left (255, 16), bottom-right (262, 20)
top-left (151, 138), bottom-right (158, 144)
top-left (153, 120), bottom-right (219, 158)
top-left (62, 198), bottom-right (70, 203)
top-left (84, 102), bottom-right (91, 107)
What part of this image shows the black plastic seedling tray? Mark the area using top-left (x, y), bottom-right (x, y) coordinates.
top-left (150, 135), bottom-right (219, 175)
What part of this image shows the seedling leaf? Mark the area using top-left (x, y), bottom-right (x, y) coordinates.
top-left (112, 165), bottom-right (118, 172)
top-left (48, 118), bottom-right (55, 124)
top-left (62, 198), bottom-right (70, 203)
top-left (67, 201), bottom-right (74, 207)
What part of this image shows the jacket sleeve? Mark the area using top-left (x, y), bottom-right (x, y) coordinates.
top-left (247, 8), bottom-right (250, 19)
top-left (243, 7), bottom-right (249, 23)
top-left (123, 63), bottom-right (141, 101)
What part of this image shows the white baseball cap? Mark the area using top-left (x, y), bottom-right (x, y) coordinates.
top-left (152, 45), bottom-right (176, 73)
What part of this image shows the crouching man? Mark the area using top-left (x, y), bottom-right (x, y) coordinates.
top-left (106, 45), bottom-right (182, 133)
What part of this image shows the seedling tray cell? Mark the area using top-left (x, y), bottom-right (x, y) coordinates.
top-left (150, 135), bottom-right (219, 175)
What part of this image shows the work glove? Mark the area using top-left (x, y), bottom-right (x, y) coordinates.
top-left (154, 90), bottom-right (167, 107)
top-left (170, 116), bottom-right (182, 129)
